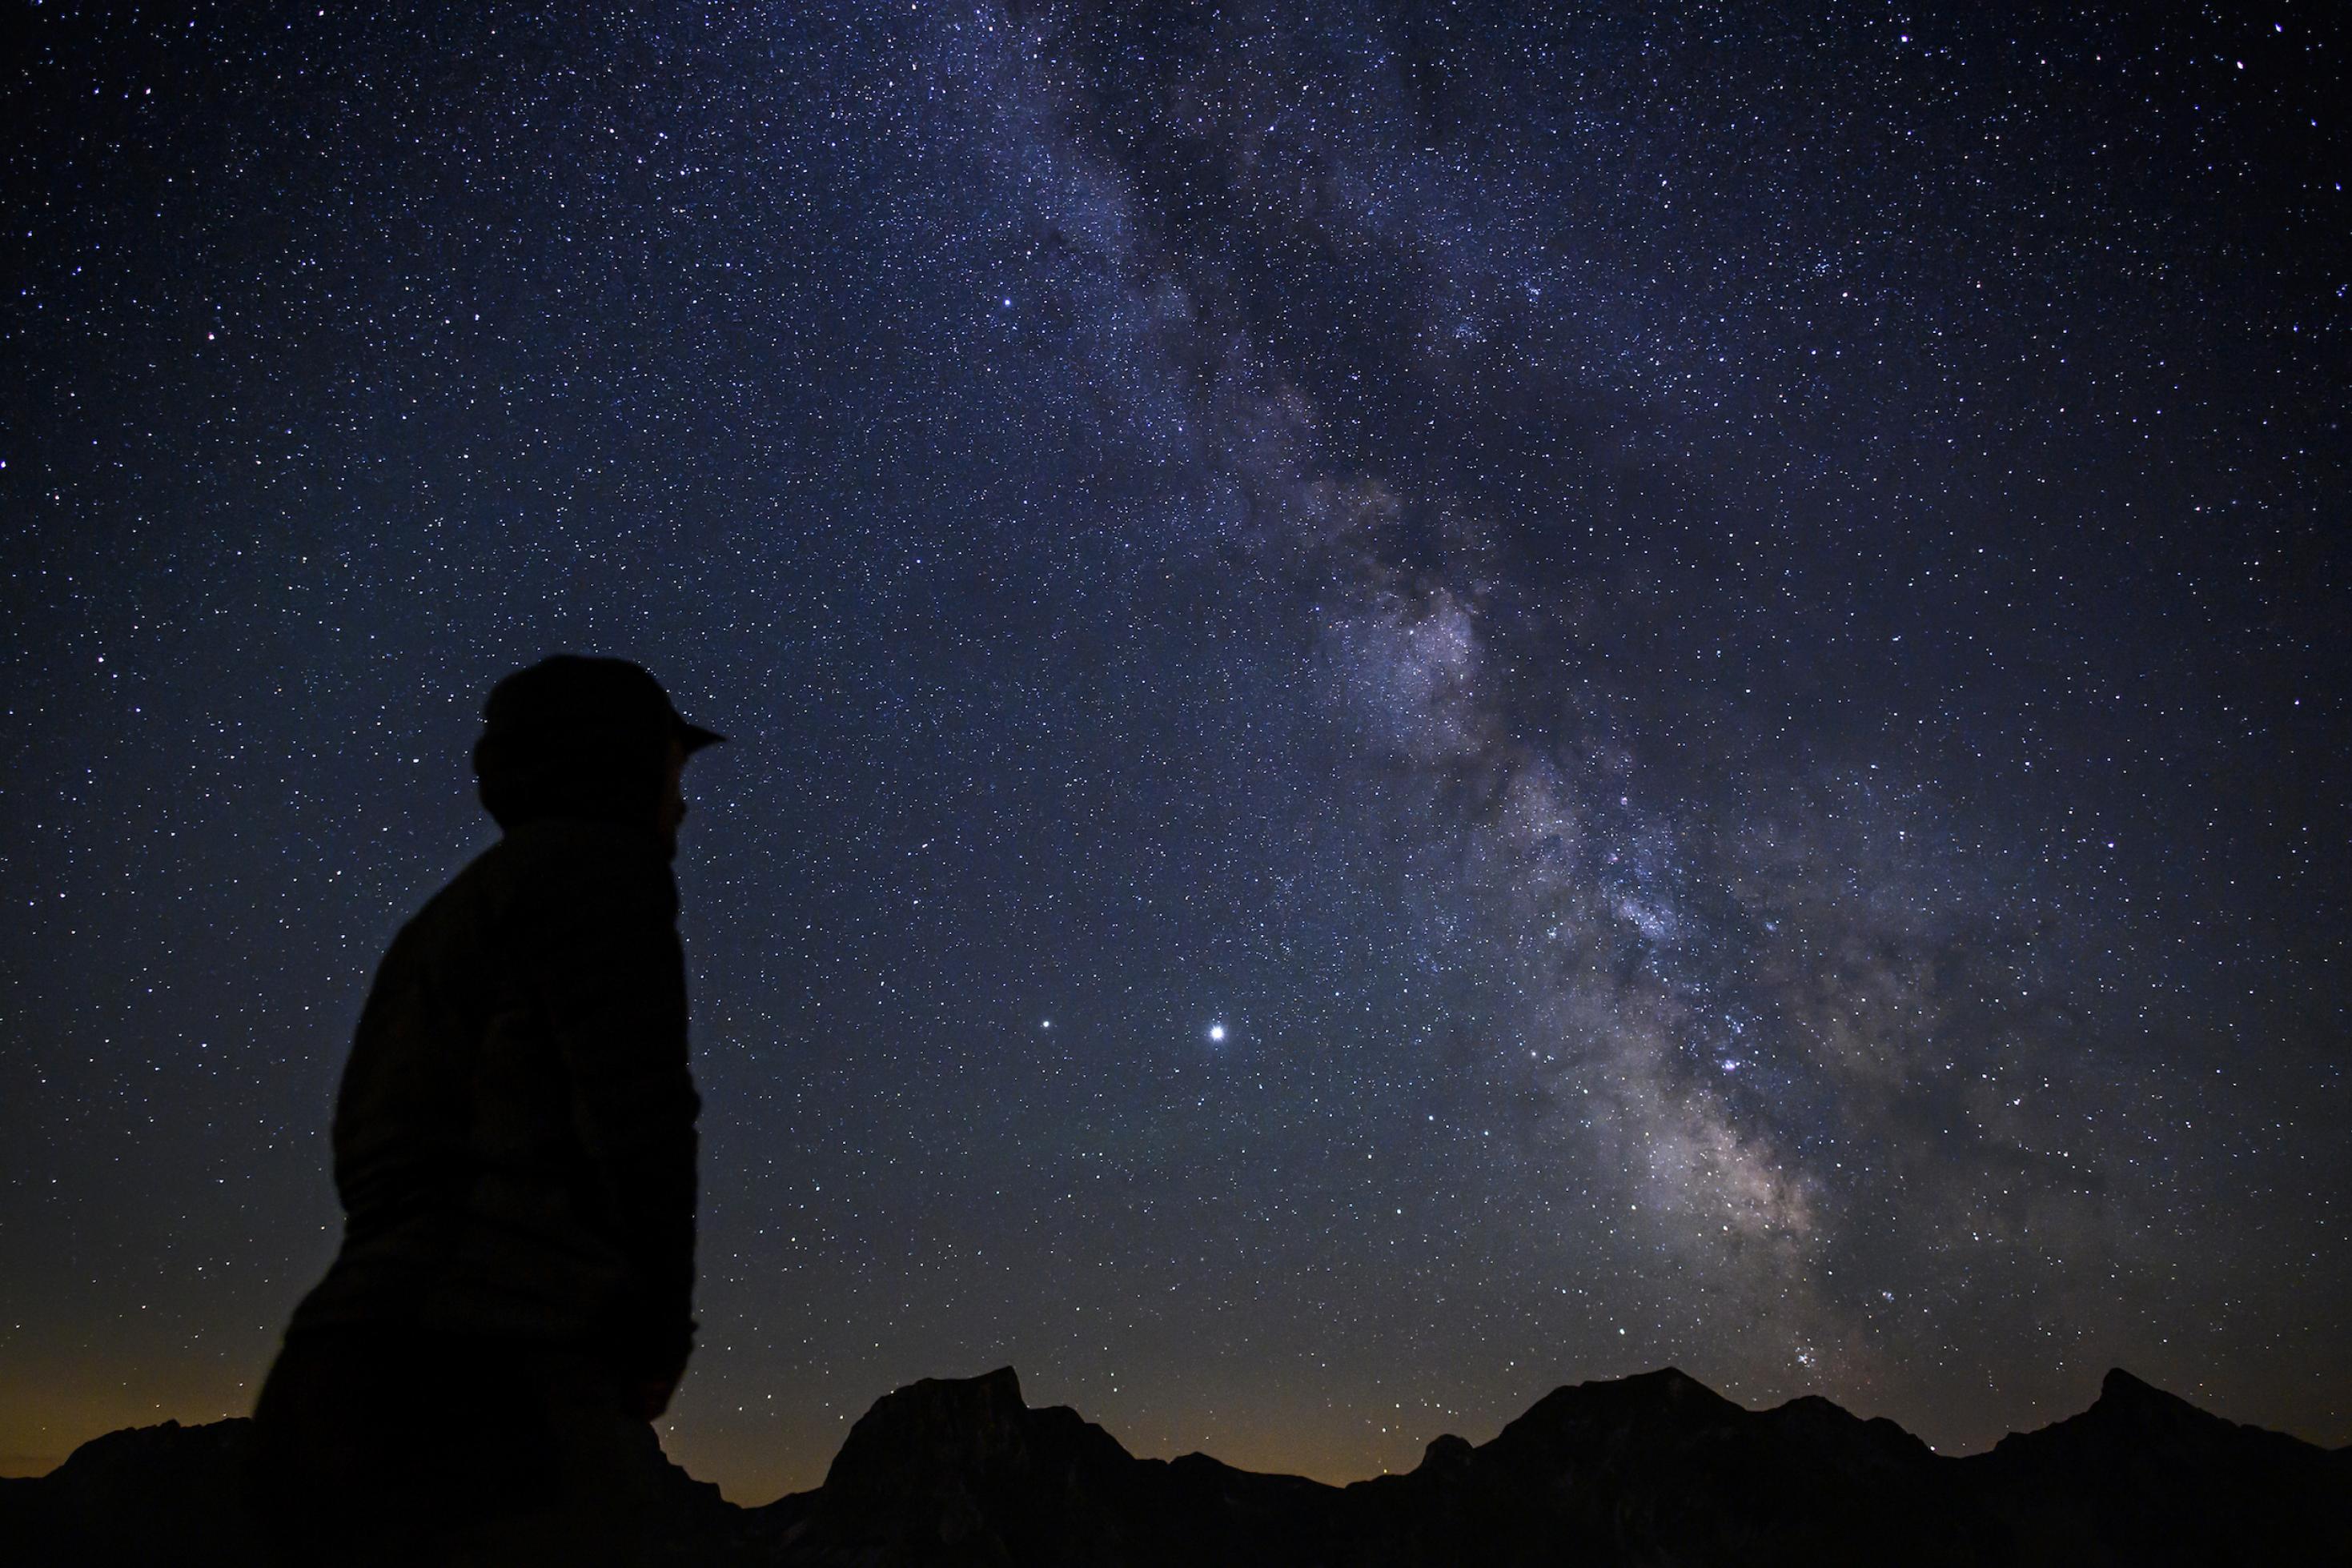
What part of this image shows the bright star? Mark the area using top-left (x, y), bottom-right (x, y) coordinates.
top-left (1207, 1023), bottom-right (1226, 1043)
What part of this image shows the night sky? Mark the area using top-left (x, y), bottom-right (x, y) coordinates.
top-left (4, 1), bottom-right (2347, 1506)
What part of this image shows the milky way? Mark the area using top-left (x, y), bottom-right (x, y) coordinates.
top-left (2, 2), bottom-right (2345, 1503)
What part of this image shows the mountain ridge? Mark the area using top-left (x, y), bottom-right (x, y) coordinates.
top-left (4, 1363), bottom-right (2345, 1565)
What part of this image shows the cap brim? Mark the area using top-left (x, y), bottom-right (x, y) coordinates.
top-left (677, 721), bottom-right (728, 752)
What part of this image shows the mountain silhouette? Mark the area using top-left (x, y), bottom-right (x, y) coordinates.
top-left (2, 1365), bottom-right (2343, 1565)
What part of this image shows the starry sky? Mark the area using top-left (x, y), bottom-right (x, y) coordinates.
top-left (3, 0), bottom-right (2347, 1506)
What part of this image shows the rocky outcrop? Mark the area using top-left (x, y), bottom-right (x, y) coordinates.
top-left (4, 1365), bottom-right (2345, 1566)
top-left (765, 1366), bottom-right (1344, 1566)
top-left (1338, 1367), bottom-right (1998, 1566)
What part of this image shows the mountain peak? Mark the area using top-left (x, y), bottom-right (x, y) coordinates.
top-left (817, 1364), bottom-right (1051, 1495)
top-left (2093, 1365), bottom-right (2190, 1418)
top-left (1495, 1363), bottom-right (1737, 1445)
top-left (2080, 1365), bottom-right (2236, 1442)
top-left (1419, 1431), bottom-right (1474, 1471)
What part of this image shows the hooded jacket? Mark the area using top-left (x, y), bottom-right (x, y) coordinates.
top-left (287, 816), bottom-right (699, 1382)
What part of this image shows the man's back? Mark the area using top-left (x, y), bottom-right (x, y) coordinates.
top-left (291, 816), bottom-right (699, 1380)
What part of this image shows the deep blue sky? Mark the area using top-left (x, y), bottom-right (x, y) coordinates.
top-left (3, 1), bottom-right (2346, 1502)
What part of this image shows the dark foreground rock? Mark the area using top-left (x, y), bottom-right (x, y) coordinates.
top-left (3, 1365), bottom-right (2344, 1566)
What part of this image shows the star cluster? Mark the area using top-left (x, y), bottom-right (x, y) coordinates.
top-left (2, 1), bottom-right (2345, 1504)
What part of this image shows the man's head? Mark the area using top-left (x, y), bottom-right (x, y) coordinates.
top-left (472, 656), bottom-right (724, 855)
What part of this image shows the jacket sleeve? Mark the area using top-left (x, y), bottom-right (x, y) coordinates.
top-left (524, 832), bottom-right (701, 1382)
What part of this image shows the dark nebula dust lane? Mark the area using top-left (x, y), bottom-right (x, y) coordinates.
top-left (2, 1), bottom-right (2346, 1504)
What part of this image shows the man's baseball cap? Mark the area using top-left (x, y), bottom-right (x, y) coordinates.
top-left (477, 656), bottom-right (726, 758)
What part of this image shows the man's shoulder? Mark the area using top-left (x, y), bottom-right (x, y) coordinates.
top-left (492, 816), bottom-right (668, 866)
top-left (472, 819), bottom-right (676, 912)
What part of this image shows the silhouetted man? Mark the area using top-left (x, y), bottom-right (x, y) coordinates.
top-left (251, 656), bottom-right (721, 1566)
